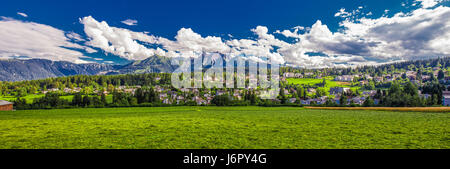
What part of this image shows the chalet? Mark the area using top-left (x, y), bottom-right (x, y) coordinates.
top-left (0, 100), bottom-right (13, 111)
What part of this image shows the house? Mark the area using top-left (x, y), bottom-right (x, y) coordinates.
top-left (422, 75), bottom-right (431, 81)
top-left (362, 90), bottom-right (376, 96)
top-left (283, 72), bottom-right (295, 78)
top-left (294, 73), bottom-right (303, 78)
top-left (0, 100), bottom-right (13, 111)
top-left (289, 98), bottom-right (297, 104)
top-left (301, 100), bottom-right (310, 105)
top-left (443, 91), bottom-right (450, 106)
top-left (159, 93), bottom-right (168, 100)
top-left (162, 99), bottom-right (172, 104)
top-left (360, 80), bottom-right (369, 85)
top-left (304, 72), bottom-right (314, 76)
top-left (330, 87), bottom-right (350, 95)
top-left (335, 75), bottom-right (354, 82)
top-left (192, 96), bottom-right (207, 105)
top-left (374, 77), bottom-right (383, 83)
top-left (411, 80), bottom-right (421, 86)
top-left (123, 89), bottom-right (135, 94)
top-left (420, 94), bottom-right (432, 100)
top-left (176, 95), bottom-right (185, 101)
top-left (352, 97), bottom-right (366, 105)
top-left (216, 90), bottom-right (227, 96)
top-left (407, 74), bottom-right (417, 80)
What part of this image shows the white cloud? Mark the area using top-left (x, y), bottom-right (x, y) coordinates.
top-left (416, 0), bottom-right (439, 8)
top-left (66, 31), bottom-right (85, 42)
top-left (80, 16), bottom-right (160, 60)
top-left (159, 27), bottom-right (231, 55)
top-left (121, 19), bottom-right (138, 26)
top-left (335, 8), bottom-right (351, 18)
top-left (77, 2), bottom-right (450, 68)
top-left (0, 17), bottom-right (92, 63)
top-left (17, 12), bottom-right (28, 17)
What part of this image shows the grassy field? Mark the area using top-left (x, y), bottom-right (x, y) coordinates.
top-left (0, 107), bottom-right (448, 149)
top-left (286, 77), bottom-right (360, 93)
top-left (306, 106), bottom-right (450, 112)
top-left (0, 94), bottom-right (113, 104)
top-left (0, 94), bottom-right (45, 103)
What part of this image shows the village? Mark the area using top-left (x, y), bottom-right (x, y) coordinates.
top-left (22, 65), bottom-right (450, 107)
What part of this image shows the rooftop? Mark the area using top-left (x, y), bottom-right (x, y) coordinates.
top-left (0, 100), bottom-right (13, 106)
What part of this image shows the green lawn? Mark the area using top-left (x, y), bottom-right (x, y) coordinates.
top-left (0, 94), bottom-right (45, 103)
top-left (0, 94), bottom-right (113, 104)
top-left (287, 77), bottom-right (361, 94)
top-left (0, 107), bottom-right (448, 149)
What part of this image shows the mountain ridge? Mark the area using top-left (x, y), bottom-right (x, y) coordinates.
top-left (0, 56), bottom-right (177, 81)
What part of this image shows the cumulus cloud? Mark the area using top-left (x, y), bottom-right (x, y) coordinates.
top-left (159, 27), bottom-right (231, 55)
top-left (275, 2), bottom-right (450, 68)
top-left (0, 17), bottom-right (92, 63)
top-left (66, 31), bottom-right (85, 42)
top-left (77, 1), bottom-right (450, 68)
top-left (417, 0), bottom-right (440, 8)
top-left (335, 8), bottom-right (351, 18)
top-left (80, 16), bottom-right (162, 60)
top-left (17, 12), bottom-right (28, 17)
top-left (121, 19), bottom-right (138, 26)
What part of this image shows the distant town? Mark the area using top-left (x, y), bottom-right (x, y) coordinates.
top-left (1, 57), bottom-right (450, 110)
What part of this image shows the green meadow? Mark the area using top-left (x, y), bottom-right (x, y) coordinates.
top-left (0, 94), bottom-right (114, 104)
top-left (0, 107), bottom-right (448, 149)
top-left (286, 77), bottom-right (361, 94)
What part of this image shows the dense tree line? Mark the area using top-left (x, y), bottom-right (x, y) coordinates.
top-left (1, 73), bottom-right (172, 97)
top-left (281, 57), bottom-right (450, 77)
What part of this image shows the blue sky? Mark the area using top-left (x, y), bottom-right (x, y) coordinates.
top-left (1, 0), bottom-right (407, 38)
top-left (0, 0), bottom-right (449, 67)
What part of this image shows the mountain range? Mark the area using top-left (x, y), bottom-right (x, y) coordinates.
top-left (0, 56), bottom-right (177, 81)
